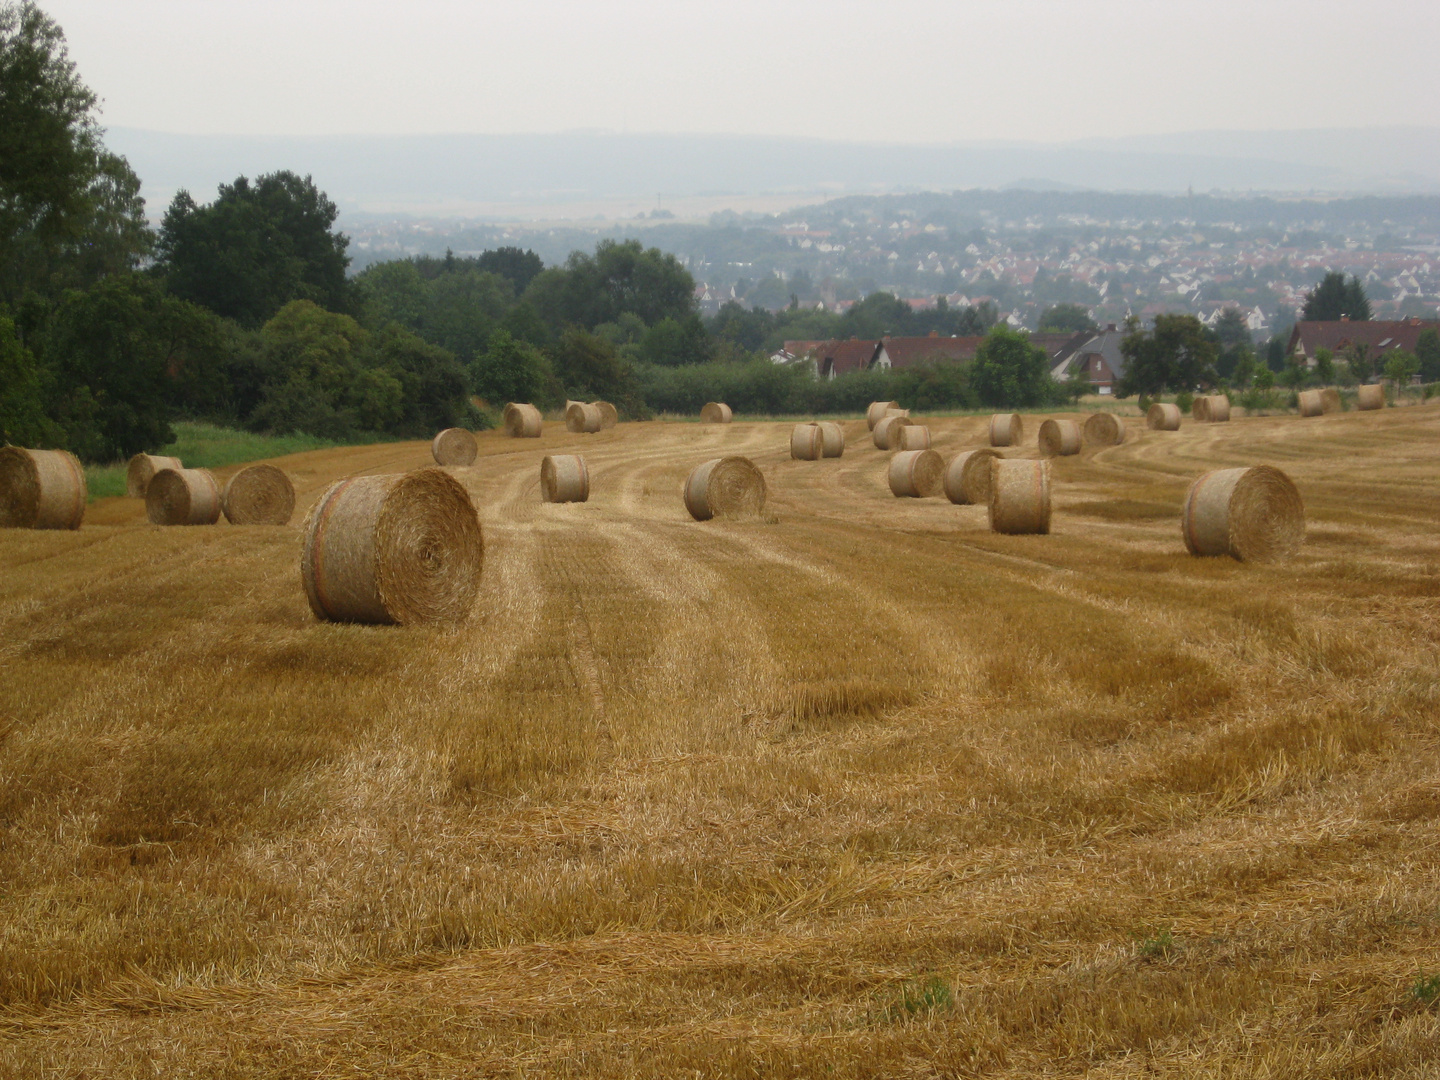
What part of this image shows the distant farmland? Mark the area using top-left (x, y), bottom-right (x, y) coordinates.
top-left (2, 404), bottom-right (1438, 1077)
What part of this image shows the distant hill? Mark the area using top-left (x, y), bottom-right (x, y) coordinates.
top-left (105, 127), bottom-right (1440, 219)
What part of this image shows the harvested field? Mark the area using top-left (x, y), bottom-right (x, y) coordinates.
top-left (1, 405), bottom-right (1439, 1077)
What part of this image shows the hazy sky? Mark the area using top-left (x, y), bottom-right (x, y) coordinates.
top-left (39, 0), bottom-right (1440, 144)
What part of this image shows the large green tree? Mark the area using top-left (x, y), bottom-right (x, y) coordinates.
top-left (970, 325), bottom-right (1055, 407)
top-left (1415, 329), bottom-right (1440, 383)
top-left (156, 172), bottom-right (350, 328)
top-left (523, 239), bottom-right (695, 334)
top-left (0, 2), bottom-right (149, 304)
top-left (1302, 271), bottom-right (1371, 321)
top-left (1117, 314), bottom-right (1218, 398)
top-left (1037, 303), bottom-right (1097, 334)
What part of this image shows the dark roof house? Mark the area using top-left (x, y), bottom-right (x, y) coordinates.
top-left (815, 339), bottom-right (882, 379)
top-left (1287, 318), bottom-right (1439, 367)
top-left (1053, 325), bottom-right (1128, 394)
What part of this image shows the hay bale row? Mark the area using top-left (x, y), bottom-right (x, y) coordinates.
top-left (431, 427), bottom-right (478, 466)
top-left (146, 467), bottom-right (221, 526)
top-left (1038, 418), bottom-right (1081, 457)
top-left (790, 423), bottom-right (824, 460)
top-left (0, 447), bottom-right (86, 530)
top-left (566, 401), bottom-right (603, 433)
top-left (990, 458), bottom-right (1051, 535)
top-left (541, 454), bottom-right (589, 503)
top-left (684, 456), bottom-right (766, 521)
top-left (872, 414), bottom-right (911, 450)
top-left (301, 468), bottom-right (484, 625)
top-left (1182, 465), bottom-right (1303, 563)
top-left (944, 448), bottom-right (1000, 505)
top-left (989, 413), bottom-right (1023, 447)
top-left (1193, 395), bottom-right (1231, 423)
top-left (898, 424), bottom-right (931, 451)
top-left (222, 464), bottom-right (295, 525)
top-left (126, 453), bottom-right (182, 497)
top-left (504, 402), bottom-right (543, 438)
top-left (1146, 402), bottom-right (1182, 430)
top-left (866, 401), bottom-right (899, 429)
top-left (888, 449), bottom-right (944, 498)
top-left (701, 402), bottom-right (733, 424)
top-left (1083, 412), bottom-right (1125, 447)
top-left (1357, 384), bottom-right (1384, 411)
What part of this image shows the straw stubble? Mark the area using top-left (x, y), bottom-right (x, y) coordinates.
top-left (301, 468), bottom-right (484, 625)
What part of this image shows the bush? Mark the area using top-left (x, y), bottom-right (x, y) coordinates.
top-left (1174, 391), bottom-right (1194, 415)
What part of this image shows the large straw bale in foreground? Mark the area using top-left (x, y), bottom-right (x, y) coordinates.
top-left (700, 402), bottom-right (733, 424)
top-left (541, 455), bottom-right (589, 503)
top-left (989, 413), bottom-right (1023, 447)
top-left (790, 424), bottom-right (824, 460)
top-left (866, 401), bottom-right (899, 430)
top-left (815, 421), bottom-right (845, 457)
top-left (1297, 389), bottom-right (1323, 417)
top-left (944, 448), bottom-right (1001, 505)
top-left (684, 456), bottom-right (766, 521)
top-left (1082, 412), bottom-right (1125, 446)
top-left (126, 453), bottom-right (182, 498)
top-left (1182, 465), bottom-right (1304, 563)
top-left (989, 458), bottom-right (1051, 535)
top-left (222, 464), bottom-right (295, 525)
top-left (1320, 387), bottom-right (1342, 414)
top-left (897, 424), bottom-right (932, 451)
top-left (431, 427), bottom-right (478, 466)
top-left (301, 468), bottom-right (484, 625)
top-left (0, 447), bottom-right (86, 530)
top-left (146, 467), bottom-right (221, 526)
top-left (1357, 383), bottom-right (1385, 411)
top-left (872, 414), bottom-right (911, 450)
top-left (888, 449), bottom-right (945, 498)
top-left (565, 402), bottom-right (603, 433)
top-left (592, 401), bottom-right (619, 428)
top-left (1146, 402), bottom-right (1182, 430)
top-left (503, 402), bottom-right (543, 437)
top-left (1038, 418), bottom-right (1081, 456)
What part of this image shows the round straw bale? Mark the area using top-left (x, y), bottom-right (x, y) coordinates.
top-left (1320, 387), bottom-right (1342, 414)
top-left (1297, 389), bottom-right (1323, 417)
top-left (301, 468), bottom-right (484, 625)
top-left (683, 456), bottom-right (766, 521)
top-left (866, 401), bottom-right (899, 429)
top-left (1202, 394), bottom-right (1231, 422)
top-left (146, 467), bottom-right (221, 526)
top-left (221, 464), bottom-right (295, 525)
top-left (430, 427), bottom-right (478, 466)
top-left (503, 402), bottom-right (543, 437)
top-left (872, 413), bottom-right (911, 450)
top-left (0, 447), bottom-right (86, 530)
top-left (888, 449), bottom-right (945, 498)
top-left (897, 424), bottom-right (932, 451)
top-left (541, 454), bottom-right (589, 503)
top-left (790, 423), bottom-right (824, 460)
top-left (1038, 418), bottom-right (1082, 457)
top-left (591, 401), bottom-right (619, 428)
top-left (565, 401), bottom-right (603, 433)
top-left (700, 402), bottom-right (733, 424)
top-left (989, 413), bottom-right (1023, 446)
top-left (1181, 465), bottom-right (1304, 563)
top-left (944, 448), bottom-right (1001, 505)
top-left (816, 421), bottom-right (845, 457)
top-left (1082, 412), bottom-right (1125, 446)
top-left (125, 453), bottom-right (182, 498)
top-left (1192, 396), bottom-right (1209, 421)
top-left (1146, 402), bottom-right (1182, 430)
top-left (989, 458), bottom-right (1051, 535)
top-left (883, 406), bottom-right (911, 421)
top-left (1357, 383), bottom-right (1384, 410)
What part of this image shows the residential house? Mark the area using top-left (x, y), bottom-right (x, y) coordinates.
top-left (1287, 317), bottom-right (1440, 368)
top-left (1052, 324), bottom-right (1128, 395)
top-left (815, 339), bottom-right (883, 379)
top-left (875, 334), bottom-right (983, 370)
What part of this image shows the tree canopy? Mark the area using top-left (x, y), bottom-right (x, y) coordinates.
top-left (1037, 303), bottom-right (1096, 334)
top-left (970, 325), bottom-right (1056, 407)
top-left (1302, 271), bottom-right (1371, 321)
top-left (155, 172), bottom-right (351, 328)
top-left (1117, 314), bottom-right (1218, 398)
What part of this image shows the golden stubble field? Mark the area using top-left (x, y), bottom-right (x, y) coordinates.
top-left (1, 404), bottom-right (1438, 1077)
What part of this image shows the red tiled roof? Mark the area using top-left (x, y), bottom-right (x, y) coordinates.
top-left (1288, 319), bottom-right (1439, 357)
top-left (878, 336), bottom-right (983, 368)
top-left (816, 339), bottom-right (881, 377)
